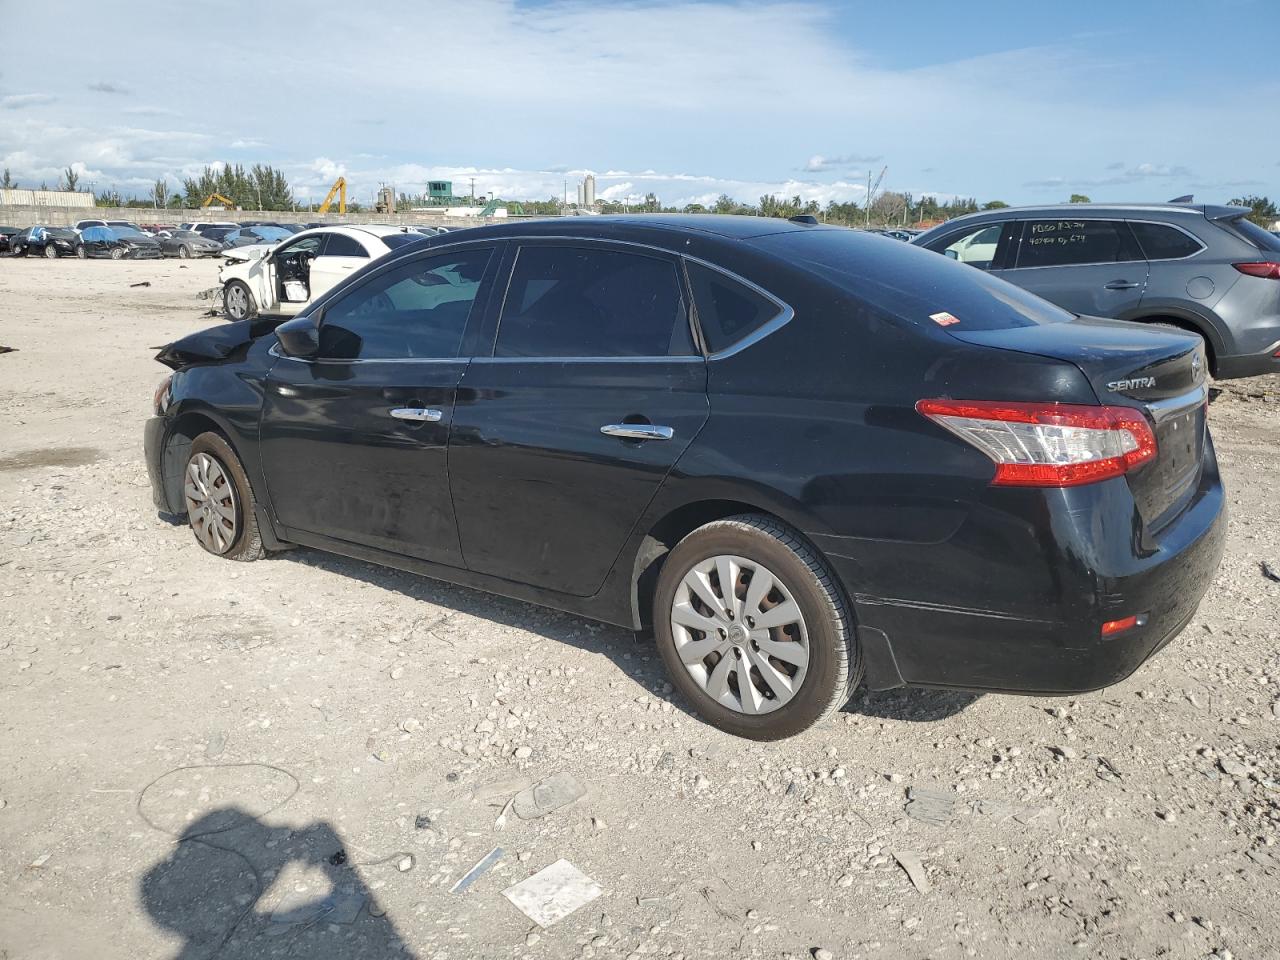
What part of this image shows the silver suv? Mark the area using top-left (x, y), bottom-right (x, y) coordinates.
top-left (913, 203), bottom-right (1280, 379)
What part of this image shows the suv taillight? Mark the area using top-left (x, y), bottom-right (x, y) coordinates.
top-left (1233, 262), bottom-right (1280, 279)
top-left (916, 399), bottom-right (1157, 487)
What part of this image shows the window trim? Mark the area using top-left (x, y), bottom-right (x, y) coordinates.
top-left (1005, 216), bottom-right (1202, 271)
top-left (489, 239), bottom-right (699, 362)
top-left (682, 256), bottom-right (793, 360)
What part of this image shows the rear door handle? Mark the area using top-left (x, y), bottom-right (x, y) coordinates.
top-left (390, 407), bottom-right (442, 422)
top-left (600, 423), bottom-right (674, 441)
top-left (1104, 280), bottom-right (1140, 290)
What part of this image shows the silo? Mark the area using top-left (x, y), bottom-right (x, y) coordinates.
top-left (584, 174), bottom-right (596, 208)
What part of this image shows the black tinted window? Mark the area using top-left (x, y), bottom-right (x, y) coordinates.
top-left (323, 233), bottom-right (368, 258)
top-left (925, 222), bottom-right (1007, 270)
top-left (686, 261), bottom-right (779, 353)
top-left (496, 246), bottom-right (692, 358)
top-left (1128, 221), bottom-right (1202, 260)
top-left (1016, 219), bottom-right (1141, 268)
top-left (319, 248), bottom-right (493, 360)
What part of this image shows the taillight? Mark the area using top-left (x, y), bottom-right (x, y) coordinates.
top-left (916, 399), bottom-right (1157, 487)
top-left (1233, 261), bottom-right (1280, 279)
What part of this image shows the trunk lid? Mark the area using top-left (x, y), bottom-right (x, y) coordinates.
top-left (949, 316), bottom-right (1209, 529)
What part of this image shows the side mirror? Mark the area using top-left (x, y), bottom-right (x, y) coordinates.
top-left (274, 316), bottom-right (320, 358)
top-left (944, 249), bottom-right (958, 260)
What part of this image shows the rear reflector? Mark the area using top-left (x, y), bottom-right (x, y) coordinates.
top-left (1233, 261), bottom-right (1280, 280)
top-left (916, 399), bottom-right (1157, 487)
top-left (1101, 613), bottom-right (1146, 637)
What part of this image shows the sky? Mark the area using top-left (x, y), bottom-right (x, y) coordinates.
top-left (1, 0), bottom-right (1277, 209)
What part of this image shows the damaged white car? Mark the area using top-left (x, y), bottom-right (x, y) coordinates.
top-left (218, 225), bottom-right (428, 321)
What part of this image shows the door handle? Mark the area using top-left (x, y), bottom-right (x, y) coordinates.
top-left (1104, 280), bottom-right (1140, 290)
top-left (600, 423), bottom-right (674, 441)
top-left (390, 407), bottom-right (442, 422)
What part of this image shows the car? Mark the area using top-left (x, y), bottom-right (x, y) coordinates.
top-left (76, 225), bottom-right (163, 259)
top-left (218, 225), bottom-right (295, 250)
top-left (10, 226), bottom-right (79, 258)
top-left (179, 221), bottom-right (239, 237)
top-left (144, 215), bottom-right (1225, 740)
top-left (217, 224), bottom-right (427, 321)
top-left (912, 203), bottom-right (1280, 380)
top-left (75, 218), bottom-right (143, 233)
top-left (0, 226), bottom-right (20, 253)
top-left (156, 229), bottom-right (224, 259)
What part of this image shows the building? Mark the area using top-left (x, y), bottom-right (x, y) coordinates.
top-left (0, 188), bottom-right (94, 209)
top-left (583, 174), bottom-right (596, 208)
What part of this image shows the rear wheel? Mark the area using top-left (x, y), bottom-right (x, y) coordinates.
top-left (76, 245), bottom-right (87, 259)
top-left (44, 244), bottom-right (59, 259)
top-left (653, 514), bottom-right (861, 740)
top-left (223, 280), bottom-right (257, 321)
top-left (183, 432), bottom-right (264, 561)
top-left (109, 246), bottom-right (125, 261)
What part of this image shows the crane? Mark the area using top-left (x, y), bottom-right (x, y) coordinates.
top-left (318, 177), bottom-right (347, 215)
top-left (201, 193), bottom-right (238, 210)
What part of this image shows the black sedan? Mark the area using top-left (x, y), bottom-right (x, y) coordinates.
top-left (156, 230), bottom-right (223, 259)
top-left (11, 226), bottom-right (79, 258)
top-left (77, 226), bottom-right (162, 259)
top-left (144, 215), bottom-right (1224, 740)
top-left (0, 226), bottom-right (20, 253)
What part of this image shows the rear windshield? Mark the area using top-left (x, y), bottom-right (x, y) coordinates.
top-left (382, 232), bottom-right (429, 250)
top-left (1228, 216), bottom-right (1280, 253)
top-left (757, 228), bottom-right (1073, 331)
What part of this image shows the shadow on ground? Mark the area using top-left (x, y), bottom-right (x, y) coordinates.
top-left (279, 546), bottom-right (982, 726)
top-left (141, 804), bottom-right (415, 960)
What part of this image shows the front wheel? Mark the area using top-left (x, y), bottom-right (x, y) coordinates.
top-left (178, 244), bottom-right (191, 259)
top-left (183, 432), bottom-right (264, 561)
top-left (44, 244), bottom-right (59, 259)
top-left (109, 246), bottom-right (126, 260)
top-left (653, 514), bottom-right (861, 740)
top-left (76, 245), bottom-right (87, 259)
top-left (223, 280), bottom-right (257, 321)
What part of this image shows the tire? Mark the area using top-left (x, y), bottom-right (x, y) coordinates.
top-left (109, 246), bottom-right (125, 261)
top-left (223, 280), bottom-right (257, 321)
top-left (183, 432), bottom-right (264, 561)
top-left (653, 514), bottom-right (861, 740)
top-left (178, 244), bottom-right (191, 259)
top-left (44, 244), bottom-right (59, 259)
top-left (76, 245), bottom-right (87, 259)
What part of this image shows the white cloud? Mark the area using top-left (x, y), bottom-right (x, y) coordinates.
top-left (88, 81), bottom-right (130, 95)
top-left (2, 93), bottom-right (55, 110)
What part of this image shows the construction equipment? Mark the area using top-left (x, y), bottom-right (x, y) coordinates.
top-left (201, 193), bottom-right (238, 210)
top-left (374, 185), bottom-right (394, 214)
top-left (318, 177), bottom-right (347, 215)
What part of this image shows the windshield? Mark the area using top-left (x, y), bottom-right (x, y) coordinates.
top-left (252, 226), bottom-right (292, 242)
top-left (758, 227), bottom-right (1073, 331)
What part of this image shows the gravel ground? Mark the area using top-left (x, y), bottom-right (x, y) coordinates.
top-left (1, 256), bottom-right (1278, 960)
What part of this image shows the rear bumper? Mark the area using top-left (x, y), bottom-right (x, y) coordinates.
top-left (825, 438), bottom-right (1227, 696)
top-left (1215, 339), bottom-right (1280, 380)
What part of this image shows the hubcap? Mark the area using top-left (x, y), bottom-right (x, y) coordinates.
top-left (226, 286), bottom-right (247, 317)
top-left (184, 452), bottom-right (238, 554)
top-left (671, 554), bottom-right (809, 715)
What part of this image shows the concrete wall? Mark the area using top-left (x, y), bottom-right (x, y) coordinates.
top-left (0, 204), bottom-right (523, 230)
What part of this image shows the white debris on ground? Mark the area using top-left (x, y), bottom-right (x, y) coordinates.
top-left (0, 257), bottom-right (1278, 958)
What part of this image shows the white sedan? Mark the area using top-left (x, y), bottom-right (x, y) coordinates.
top-left (218, 225), bottom-right (429, 321)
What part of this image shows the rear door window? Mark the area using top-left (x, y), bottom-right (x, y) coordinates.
top-left (1128, 221), bottom-right (1204, 260)
top-left (1014, 219), bottom-right (1143, 268)
top-left (685, 261), bottom-right (782, 353)
top-left (322, 233), bottom-right (369, 258)
top-left (495, 245), bottom-right (693, 358)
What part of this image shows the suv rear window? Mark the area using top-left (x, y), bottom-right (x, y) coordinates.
top-left (685, 261), bottom-right (780, 353)
top-left (1228, 216), bottom-right (1280, 253)
top-left (1128, 221), bottom-right (1203, 260)
top-left (1015, 219), bottom-right (1142, 268)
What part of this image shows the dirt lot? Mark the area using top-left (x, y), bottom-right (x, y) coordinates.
top-left (1, 257), bottom-right (1278, 960)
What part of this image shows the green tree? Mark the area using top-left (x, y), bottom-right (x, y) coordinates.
top-left (1228, 194), bottom-right (1278, 227)
top-left (1069, 193), bottom-right (1091, 203)
top-left (60, 166), bottom-right (80, 192)
top-left (1, 168), bottom-right (12, 189)
top-left (981, 200), bottom-right (1009, 210)
top-left (181, 162), bottom-right (294, 210)
top-left (96, 188), bottom-right (122, 207)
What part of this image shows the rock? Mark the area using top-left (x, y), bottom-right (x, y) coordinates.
top-left (746, 908), bottom-right (759, 919)
top-left (526, 932), bottom-right (541, 946)
top-left (693, 775), bottom-right (710, 793)
top-left (1050, 745), bottom-right (1078, 761)
top-left (400, 718), bottom-right (421, 733)
top-left (396, 855), bottom-right (414, 872)
top-left (1261, 559), bottom-right (1280, 582)
top-left (514, 745), bottom-right (533, 759)
top-left (390, 666), bottom-right (405, 680)
top-left (837, 874), bottom-right (854, 888)
top-left (813, 949), bottom-right (834, 960)
top-left (1220, 758), bottom-right (1249, 778)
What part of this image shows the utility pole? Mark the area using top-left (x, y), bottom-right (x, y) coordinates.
top-left (470, 178), bottom-right (476, 203)
top-left (865, 170), bottom-right (871, 227)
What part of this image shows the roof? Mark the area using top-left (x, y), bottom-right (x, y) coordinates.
top-left (413, 213), bottom-right (824, 244)
top-left (934, 202), bottom-right (1250, 228)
